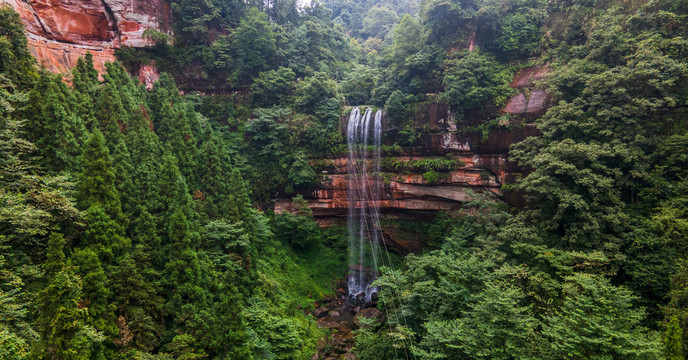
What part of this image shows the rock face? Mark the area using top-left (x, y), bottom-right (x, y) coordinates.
top-left (275, 67), bottom-right (549, 254)
top-left (504, 66), bottom-right (551, 116)
top-left (2, 0), bottom-right (171, 84)
top-left (275, 109), bottom-right (541, 217)
top-left (274, 107), bottom-right (538, 253)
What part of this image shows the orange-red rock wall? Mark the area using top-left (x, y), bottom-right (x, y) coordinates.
top-left (27, 35), bottom-right (116, 75)
top-left (275, 66), bottom-right (549, 220)
top-left (504, 66), bottom-right (551, 116)
top-left (2, 0), bottom-right (171, 85)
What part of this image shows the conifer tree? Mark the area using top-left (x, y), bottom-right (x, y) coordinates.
top-left (124, 105), bottom-right (165, 212)
top-left (211, 269), bottom-right (252, 359)
top-left (198, 132), bottom-right (240, 221)
top-left (162, 209), bottom-right (208, 336)
top-left (82, 205), bottom-right (130, 266)
top-left (153, 153), bottom-right (198, 243)
top-left (148, 73), bottom-right (183, 124)
top-left (666, 315), bottom-right (685, 360)
top-left (77, 129), bottom-right (127, 228)
top-left (101, 62), bottom-right (140, 113)
top-left (152, 153), bottom-right (182, 238)
top-left (34, 232), bottom-right (100, 360)
top-left (97, 82), bottom-right (129, 139)
top-left (110, 244), bottom-right (164, 352)
top-left (70, 248), bottom-right (117, 346)
top-left (131, 207), bottom-right (163, 267)
top-left (72, 54), bottom-right (99, 96)
top-left (71, 53), bottom-right (100, 129)
top-left (149, 75), bottom-right (199, 187)
top-left (111, 139), bottom-right (137, 220)
top-left (43, 232), bottom-right (65, 278)
top-left (23, 71), bottom-right (85, 173)
top-left (0, 6), bottom-right (37, 89)
top-left (0, 236), bottom-right (30, 344)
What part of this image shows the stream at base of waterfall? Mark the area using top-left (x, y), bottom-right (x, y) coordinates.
top-left (346, 107), bottom-right (383, 304)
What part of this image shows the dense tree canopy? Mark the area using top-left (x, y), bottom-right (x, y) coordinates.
top-left (1, 0), bottom-right (688, 358)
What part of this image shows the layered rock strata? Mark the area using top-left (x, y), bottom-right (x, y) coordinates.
top-left (276, 119), bottom-right (538, 217)
top-left (275, 67), bottom-right (549, 253)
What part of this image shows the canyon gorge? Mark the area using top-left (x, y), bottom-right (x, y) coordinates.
top-left (3, 0), bottom-right (552, 255)
top-left (2, 0), bottom-right (683, 358)
top-left (4, 0), bottom-right (551, 251)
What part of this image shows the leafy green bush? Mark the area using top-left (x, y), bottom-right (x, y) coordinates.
top-left (294, 72), bottom-right (340, 116)
top-left (397, 126), bottom-right (422, 146)
top-left (440, 50), bottom-right (513, 119)
top-left (381, 144), bottom-right (403, 156)
top-left (477, 0), bottom-right (546, 60)
top-left (340, 64), bottom-right (376, 105)
top-left (285, 151), bottom-right (318, 193)
top-left (353, 317), bottom-right (397, 360)
top-left (385, 90), bottom-right (416, 127)
top-left (423, 170), bottom-right (440, 183)
top-left (143, 29), bottom-right (170, 45)
top-left (381, 156), bottom-right (463, 174)
top-left (272, 196), bottom-right (321, 250)
top-left (412, 157), bottom-right (463, 172)
top-left (251, 67), bottom-right (296, 107)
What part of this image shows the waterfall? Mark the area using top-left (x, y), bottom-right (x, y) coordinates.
top-left (346, 107), bottom-right (383, 303)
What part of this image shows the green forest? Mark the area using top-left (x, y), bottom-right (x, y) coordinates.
top-left (1, 0), bottom-right (688, 358)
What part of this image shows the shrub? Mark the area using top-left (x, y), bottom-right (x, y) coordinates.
top-left (423, 170), bottom-right (440, 183)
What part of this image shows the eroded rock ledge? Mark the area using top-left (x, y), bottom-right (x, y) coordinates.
top-left (275, 67), bottom-right (549, 254)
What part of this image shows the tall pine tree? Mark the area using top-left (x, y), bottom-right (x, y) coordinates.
top-left (23, 71), bottom-right (85, 173)
top-left (34, 232), bottom-right (100, 360)
top-left (76, 129), bottom-right (126, 228)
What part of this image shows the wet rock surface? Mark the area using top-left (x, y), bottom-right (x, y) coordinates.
top-left (311, 279), bottom-right (384, 360)
top-left (353, 308), bottom-right (383, 329)
top-left (275, 95), bottom-right (544, 223)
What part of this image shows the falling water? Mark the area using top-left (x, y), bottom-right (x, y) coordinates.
top-left (347, 107), bottom-right (383, 303)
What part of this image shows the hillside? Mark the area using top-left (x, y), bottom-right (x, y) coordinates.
top-left (0, 0), bottom-right (688, 359)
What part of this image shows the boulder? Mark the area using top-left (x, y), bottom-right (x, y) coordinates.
top-left (353, 307), bottom-right (383, 328)
top-left (313, 307), bottom-right (328, 319)
top-left (316, 320), bottom-right (340, 329)
top-left (338, 322), bottom-right (352, 333)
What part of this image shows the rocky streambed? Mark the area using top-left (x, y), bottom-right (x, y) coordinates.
top-left (311, 279), bottom-right (384, 360)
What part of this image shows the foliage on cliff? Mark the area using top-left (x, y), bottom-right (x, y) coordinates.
top-left (348, 0), bottom-right (688, 358)
top-left (2, 0), bottom-right (688, 357)
top-left (0, 5), bottom-right (346, 359)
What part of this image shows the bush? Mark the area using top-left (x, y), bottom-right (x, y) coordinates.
top-left (440, 50), bottom-right (513, 118)
top-left (423, 170), bottom-right (440, 183)
top-left (340, 64), bottom-right (376, 105)
top-left (251, 67), bottom-right (296, 107)
top-left (272, 196), bottom-right (321, 250)
top-left (385, 90), bottom-right (416, 127)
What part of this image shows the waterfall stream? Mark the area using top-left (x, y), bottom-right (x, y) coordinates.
top-left (346, 107), bottom-right (383, 303)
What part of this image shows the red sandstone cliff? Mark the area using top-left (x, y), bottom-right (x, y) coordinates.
top-left (274, 68), bottom-right (549, 253)
top-left (276, 67), bottom-right (549, 218)
top-left (2, 0), bottom-right (170, 86)
top-left (275, 104), bottom-right (540, 218)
